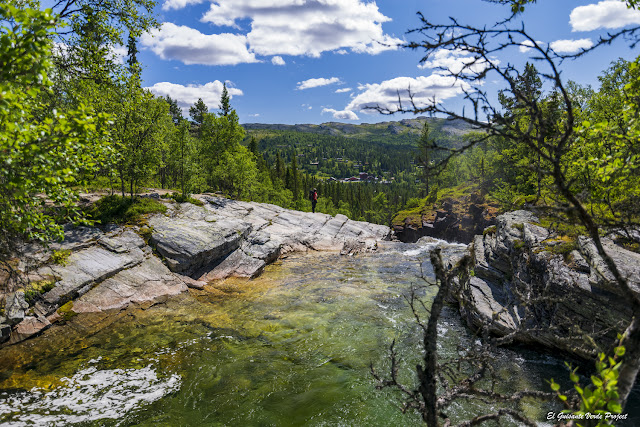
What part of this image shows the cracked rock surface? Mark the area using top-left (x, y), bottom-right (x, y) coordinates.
top-left (1, 198), bottom-right (391, 346)
top-left (149, 197), bottom-right (391, 281)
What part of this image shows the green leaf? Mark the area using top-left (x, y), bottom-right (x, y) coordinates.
top-left (591, 376), bottom-right (603, 387)
top-left (607, 401), bottom-right (622, 413)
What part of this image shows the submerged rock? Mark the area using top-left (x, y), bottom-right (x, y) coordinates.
top-left (456, 210), bottom-right (640, 359)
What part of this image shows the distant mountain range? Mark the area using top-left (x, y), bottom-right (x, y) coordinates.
top-left (242, 116), bottom-right (476, 139)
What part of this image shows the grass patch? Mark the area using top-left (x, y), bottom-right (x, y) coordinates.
top-left (513, 239), bottom-right (525, 250)
top-left (483, 225), bottom-right (497, 236)
top-left (541, 235), bottom-right (577, 261)
top-left (88, 195), bottom-right (167, 225)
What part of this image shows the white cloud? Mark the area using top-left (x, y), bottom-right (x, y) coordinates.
top-left (335, 88), bottom-right (352, 93)
top-left (140, 23), bottom-right (259, 66)
top-left (570, 0), bottom-right (640, 31)
top-left (197, 0), bottom-right (402, 57)
top-left (54, 43), bottom-right (127, 65)
top-left (162, 0), bottom-right (204, 10)
top-left (345, 75), bottom-right (469, 114)
top-left (322, 108), bottom-right (359, 120)
top-left (418, 49), bottom-right (497, 75)
top-left (271, 56), bottom-right (286, 65)
top-left (108, 45), bottom-right (128, 65)
top-left (550, 38), bottom-right (594, 53)
top-left (296, 77), bottom-right (342, 90)
top-left (518, 39), bottom-right (544, 53)
top-left (146, 81), bottom-right (243, 112)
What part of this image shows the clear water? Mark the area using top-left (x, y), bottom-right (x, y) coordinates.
top-left (0, 241), bottom-right (590, 426)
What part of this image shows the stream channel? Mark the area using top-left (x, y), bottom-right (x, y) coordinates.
top-left (0, 239), bottom-right (593, 426)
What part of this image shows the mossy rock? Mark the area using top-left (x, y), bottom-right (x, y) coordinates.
top-left (57, 301), bottom-right (78, 321)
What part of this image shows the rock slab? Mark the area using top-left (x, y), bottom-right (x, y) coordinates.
top-left (149, 198), bottom-right (391, 281)
top-left (455, 211), bottom-right (640, 359)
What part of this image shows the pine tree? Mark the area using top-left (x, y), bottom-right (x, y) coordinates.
top-left (165, 95), bottom-right (183, 125)
top-left (126, 34), bottom-right (138, 72)
top-left (219, 83), bottom-right (231, 117)
top-left (189, 98), bottom-right (208, 125)
top-left (417, 122), bottom-right (433, 195)
top-left (291, 151), bottom-right (299, 201)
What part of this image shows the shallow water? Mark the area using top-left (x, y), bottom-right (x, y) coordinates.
top-left (0, 240), bottom-right (598, 426)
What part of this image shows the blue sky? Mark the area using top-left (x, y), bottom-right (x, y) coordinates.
top-left (135, 0), bottom-right (640, 124)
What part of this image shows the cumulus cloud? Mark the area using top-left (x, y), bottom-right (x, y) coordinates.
top-left (418, 49), bottom-right (497, 75)
top-left (322, 108), bottom-right (359, 120)
top-left (162, 0), bottom-right (204, 10)
top-left (550, 38), bottom-right (594, 53)
top-left (196, 0), bottom-right (402, 57)
top-left (345, 75), bottom-right (469, 114)
top-left (296, 77), bottom-right (342, 90)
top-left (335, 88), bottom-right (352, 93)
top-left (271, 56), bottom-right (286, 65)
top-left (570, 0), bottom-right (640, 31)
top-left (146, 81), bottom-right (243, 112)
top-left (140, 23), bottom-right (259, 66)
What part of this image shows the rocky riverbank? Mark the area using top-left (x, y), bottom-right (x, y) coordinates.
top-left (454, 210), bottom-right (640, 359)
top-left (0, 197), bottom-right (391, 346)
top-left (392, 188), bottom-right (499, 244)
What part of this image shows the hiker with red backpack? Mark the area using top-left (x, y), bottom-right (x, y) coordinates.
top-left (309, 188), bottom-right (318, 213)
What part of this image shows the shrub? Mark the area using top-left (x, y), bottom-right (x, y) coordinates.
top-left (549, 343), bottom-right (625, 425)
top-left (50, 249), bottom-right (71, 266)
top-left (405, 197), bottom-right (422, 210)
top-left (170, 192), bottom-right (204, 206)
top-left (23, 279), bottom-right (56, 305)
top-left (426, 185), bottom-right (439, 205)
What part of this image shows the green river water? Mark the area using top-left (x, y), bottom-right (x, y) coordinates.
top-left (0, 240), bottom-right (601, 426)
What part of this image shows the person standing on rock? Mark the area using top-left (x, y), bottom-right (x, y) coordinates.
top-left (309, 188), bottom-right (318, 213)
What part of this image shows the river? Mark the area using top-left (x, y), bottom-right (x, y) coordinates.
top-left (0, 239), bottom-right (596, 426)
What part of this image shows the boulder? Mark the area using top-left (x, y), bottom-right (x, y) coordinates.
top-left (5, 292), bottom-right (29, 326)
top-left (149, 214), bottom-right (251, 277)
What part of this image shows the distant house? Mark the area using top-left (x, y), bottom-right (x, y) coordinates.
top-left (359, 172), bottom-right (368, 180)
top-left (310, 161), bottom-right (319, 166)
